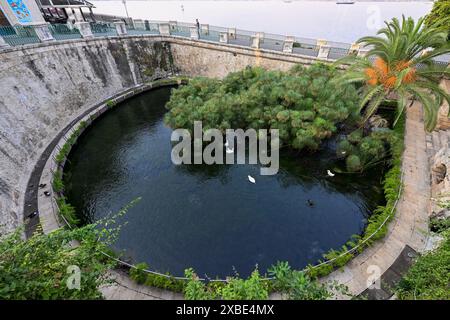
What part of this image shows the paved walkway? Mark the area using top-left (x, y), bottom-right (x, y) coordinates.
top-left (322, 101), bottom-right (430, 298)
top-left (100, 270), bottom-right (184, 300)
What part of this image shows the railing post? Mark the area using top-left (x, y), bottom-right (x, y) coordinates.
top-left (251, 36), bottom-right (260, 49)
top-left (144, 20), bottom-right (151, 31)
top-left (200, 24), bottom-right (209, 35)
top-left (283, 36), bottom-right (295, 53)
top-left (190, 26), bottom-right (199, 39)
top-left (0, 35), bottom-right (10, 49)
top-left (349, 43), bottom-right (360, 55)
top-left (421, 48), bottom-right (433, 56)
top-left (159, 23), bottom-right (170, 36)
top-left (357, 48), bottom-right (370, 57)
top-left (228, 28), bottom-right (236, 40)
top-left (169, 21), bottom-right (178, 32)
top-left (114, 21), bottom-right (127, 36)
top-left (34, 24), bottom-right (55, 42)
top-left (133, 19), bottom-right (145, 30)
top-left (256, 32), bottom-right (264, 43)
top-left (219, 32), bottom-right (228, 43)
top-left (316, 39), bottom-right (330, 59)
top-left (74, 21), bottom-right (93, 39)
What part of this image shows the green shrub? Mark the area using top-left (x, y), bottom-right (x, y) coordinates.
top-left (145, 273), bottom-right (185, 292)
top-left (52, 170), bottom-right (64, 193)
top-left (183, 268), bottom-right (269, 300)
top-left (268, 261), bottom-right (347, 299)
top-left (0, 222), bottom-right (117, 299)
top-left (336, 139), bottom-right (355, 158)
top-left (220, 269), bottom-right (269, 300)
top-left (339, 127), bottom-right (396, 172)
top-left (56, 196), bottom-right (79, 226)
top-left (347, 129), bottom-right (363, 144)
top-left (129, 262), bottom-right (149, 284)
top-left (346, 155), bottom-right (362, 172)
top-left (106, 100), bottom-right (116, 108)
top-left (425, 0), bottom-right (450, 36)
top-left (396, 230), bottom-right (450, 300)
top-left (164, 64), bottom-right (360, 152)
top-left (52, 120), bottom-right (94, 225)
top-left (430, 217), bottom-right (450, 233)
top-left (183, 269), bottom-right (215, 300)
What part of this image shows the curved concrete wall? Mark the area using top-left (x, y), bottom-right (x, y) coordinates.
top-left (0, 35), bottom-right (322, 233)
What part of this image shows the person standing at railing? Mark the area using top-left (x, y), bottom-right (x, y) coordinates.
top-left (196, 19), bottom-right (200, 38)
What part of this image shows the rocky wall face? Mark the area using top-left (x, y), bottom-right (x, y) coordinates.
top-left (0, 37), bottom-right (176, 234)
top-left (169, 39), bottom-right (315, 78)
top-left (0, 35), bottom-right (319, 234)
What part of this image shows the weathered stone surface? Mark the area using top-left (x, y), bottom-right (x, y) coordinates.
top-left (170, 38), bottom-right (320, 79)
top-left (436, 79), bottom-right (450, 130)
top-left (0, 37), bottom-right (176, 233)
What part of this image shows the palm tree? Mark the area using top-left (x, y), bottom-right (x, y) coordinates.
top-left (335, 16), bottom-right (450, 131)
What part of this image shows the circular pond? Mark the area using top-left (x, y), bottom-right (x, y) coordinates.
top-left (64, 86), bottom-right (385, 278)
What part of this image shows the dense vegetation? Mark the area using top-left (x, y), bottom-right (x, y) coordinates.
top-left (396, 228), bottom-right (450, 300)
top-left (165, 64), bottom-right (361, 151)
top-left (181, 262), bottom-right (347, 300)
top-left (53, 120), bottom-right (90, 226)
top-left (335, 16), bottom-right (450, 132)
top-left (425, 0), bottom-right (450, 36)
top-left (0, 200), bottom-right (139, 299)
top-left (129, 262), bottom-right (186, 292)
top-left (0, 225), bottom-right (114, 299)
top-left (128, 262), bottom-right (342, 300)
top-left (336, 125), bottom-right (401, 172)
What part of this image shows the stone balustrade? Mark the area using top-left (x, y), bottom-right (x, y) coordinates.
top-left (1, 19), bottom-right (449, 67)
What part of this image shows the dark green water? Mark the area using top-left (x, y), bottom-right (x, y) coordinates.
top-left (64, 86), bottom-right (385, 278)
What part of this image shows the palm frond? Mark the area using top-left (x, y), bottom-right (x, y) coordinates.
top-left (363, 92), bottom-right (386, 122)
top-left (359, 85), bottom-right (384, 112)
top-left (407, 86), bottom-right (440, 131)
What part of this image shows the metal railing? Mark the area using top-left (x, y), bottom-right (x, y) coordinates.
top-left (1, 20), bottom-right (449, 65)
top-left (0, 25), bottom-right (40, 46)
top-left (49, 24), bottom-right (81, 41)
top-left (90, 22), bottom-right (116, 37)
